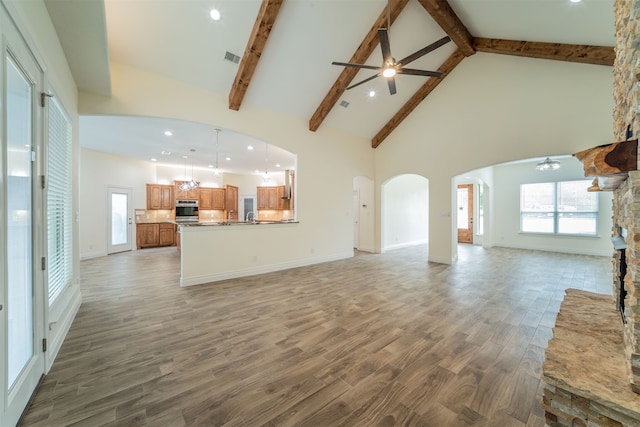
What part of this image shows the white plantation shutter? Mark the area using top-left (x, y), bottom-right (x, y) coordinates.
top-left (47, 96), bottom-right (73, 306)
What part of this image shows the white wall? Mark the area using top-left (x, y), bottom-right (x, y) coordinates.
top-left (492, 158), bottom-right (613, 256)
top-left (375, 52), bottom-right (614, 263)
top-left (382, 174), bottom-right (429, 250)
top-left (79, 148), bottom-right (155, 258)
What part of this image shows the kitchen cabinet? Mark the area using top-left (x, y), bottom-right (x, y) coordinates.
top-left (257, 186), bottom-right (277, 210)
top-left (159, 223), bottom-right (175, 246)
top-left (277, 185), bottom-right (290, 210)
top-left (199, 187), bottom-right (226, 210)
top-left (258, 186), bottom-right (290, 210)
top-left (147, 184), bottom-right (174, 210)
top-left (136, 223), bottom-right (175, 249)
top-left (174, 181), bottom-right (199, 200)
top-left (225, 185), bottom-right (238, 220)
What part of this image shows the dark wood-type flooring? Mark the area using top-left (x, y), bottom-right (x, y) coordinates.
top-left (19, 245), bottom-right (612, 426)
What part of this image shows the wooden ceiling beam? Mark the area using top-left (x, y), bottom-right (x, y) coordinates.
top-left (309, 0), bottom-right (410, 132)
top-left (416, 0), bottom-right (475, 57)
top-left (228, 0), bottom-right (284, 111)
top-left (473, 38), bottom-right (615, 66)
top-left (372, 49), bottom-right (465, 148)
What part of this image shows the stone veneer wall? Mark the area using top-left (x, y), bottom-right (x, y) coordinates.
top-left (613, 0), bottom-right (640, 393)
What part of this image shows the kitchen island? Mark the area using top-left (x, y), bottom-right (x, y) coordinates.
top-left (176, 219), bottom-right (313, 287)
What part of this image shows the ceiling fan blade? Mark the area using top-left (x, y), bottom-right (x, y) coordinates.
top-left (387, 76), bottom-right (396, 95)
top-left (378, 28), bottom-right (393, 64)
top-left (346, 74), bottom-right (381, 90)
top-left (332, 61), bottom-right (380, 71)
top-left (397, 36), bottom-right (451, 66)
top-left (398, 68), bottom-right (443, 77)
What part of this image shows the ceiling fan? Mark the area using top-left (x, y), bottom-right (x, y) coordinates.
top-left (332, 29), bottom-right (451, 95)
top-left (332, 0), bottom-right (451, 95)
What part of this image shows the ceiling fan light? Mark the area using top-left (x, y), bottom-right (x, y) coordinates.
top-left (382, 68), bottom-right (396, 78)
top-left (535, 157), bottom-right (561, 171)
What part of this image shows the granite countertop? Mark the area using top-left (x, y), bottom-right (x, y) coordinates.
top-left (175, 219), bottom-right (298, 227)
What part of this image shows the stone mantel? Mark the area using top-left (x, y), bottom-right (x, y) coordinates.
top-left (542, 289), bottom-right (640, 425)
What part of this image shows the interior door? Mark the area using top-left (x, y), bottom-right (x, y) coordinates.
top-left (457, 184), bottom-right (474, 243)
top-left (107, 187), bottom-right (133, 254)
top-left (353, 189), bottom-right (359, 249)
top-left (1, 12), bottom-right (46, 425)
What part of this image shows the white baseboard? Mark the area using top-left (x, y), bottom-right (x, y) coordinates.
top-left (181, 252), bottom-right (354, 287)
top-left (80, 250), bottom-right (107, 260)
top-left (428, 255), bottom-right (453, 264)
top-left (46, 287), bottom-right (82, 372)
top-left (382, 240), bottom-right (427, 252)
top-left (494, 242), bottom-right (611, 257)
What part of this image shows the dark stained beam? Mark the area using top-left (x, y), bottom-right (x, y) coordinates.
top-left (309, 0), bottom-right (410, 132)
top-left (372, 49), bottom-right (465, 148)
top-left (416, 0), bottom-right (474, 57)
top-left (229, 0), bottom-right (284, 111)
top-left (473, 38), bottom-right (615, 66)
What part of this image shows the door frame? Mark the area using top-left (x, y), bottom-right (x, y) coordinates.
top-left (107, 186), bottom-right (134, 254)
top-left (457, 184), bottom-right (474, 244)
top-left (1, 3), bottom-right (47, 424)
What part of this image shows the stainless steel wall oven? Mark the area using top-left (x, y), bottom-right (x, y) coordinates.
top-left (175, 200), bottom-right (198, 221)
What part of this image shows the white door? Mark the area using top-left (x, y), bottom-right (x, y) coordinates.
top-left (353, 189), bottom-right (359, 249)
top-left (107, 187), bottom-right (133, 254)
top-left (1, 6), bottom-right (46, 425)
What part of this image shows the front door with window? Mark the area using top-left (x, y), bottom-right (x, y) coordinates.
top-left (457, 184), bottom-right (474, 244)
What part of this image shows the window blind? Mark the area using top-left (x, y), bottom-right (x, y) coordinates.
top-left (47, 96), bottom-right (73, 306)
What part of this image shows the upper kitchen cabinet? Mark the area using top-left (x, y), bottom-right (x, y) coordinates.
top-left (174, 181), bottom-right (199, 200)
top-left (225, 185), bottom-right (238, 220)
top-left (257, 186), bottom-right (278, 210)
top-left (199, 187), bottom-right (226, 210)
top-left (147, 184), bottom-right (174, 210)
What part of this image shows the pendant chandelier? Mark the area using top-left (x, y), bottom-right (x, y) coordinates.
top-left (535, 157), bottom-right (561, 171)
top-left (188, 148), bottom-right (198, 189)
top-left (179, 155), bottom-right (191, 191)
top-left (213, 129), bottom-right (221, 177)
top-left (263, 142), bottom-right (270, 183)
top-left (179, 149), bottom-right (199, 190)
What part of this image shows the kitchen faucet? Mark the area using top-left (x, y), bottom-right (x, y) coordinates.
top-left (245, 211), bottom-right (255, 222)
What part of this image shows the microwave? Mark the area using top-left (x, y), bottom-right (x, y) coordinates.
top-left (175, 200), bottom-right (198, 221)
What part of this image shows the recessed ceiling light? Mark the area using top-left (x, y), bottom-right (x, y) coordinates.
top-left (276, 164), bottom-right (281, 167)
top-left (208, 164), bottom-right (213, 168)
top-left (569, 0), bottom-right (581, 2)
top-left (369, 90), bottom-right (376, 97)
top-left (255, 169), bottom-right (260, 174)
top-left (151, 158), bottom-right (157, 162)
top-left (161, 150), bottom-right (171, 155)
top-left (226, 157), bottom-right (231, 161)
top-left (247, 145), bottom-right (254, 151)
top-left (164, 130), bottom-right (173, 136)
top-left (210, 8), bottom-right (221, 20)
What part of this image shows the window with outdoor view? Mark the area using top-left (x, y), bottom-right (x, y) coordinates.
top-left (520, 180), bottom-right (598, 236)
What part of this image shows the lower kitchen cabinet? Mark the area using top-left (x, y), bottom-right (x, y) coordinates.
top-left (136, 223), bottom-right (175, 249)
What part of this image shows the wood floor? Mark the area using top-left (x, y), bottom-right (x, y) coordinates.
top-left (19, 245), bottom-right (612, 426)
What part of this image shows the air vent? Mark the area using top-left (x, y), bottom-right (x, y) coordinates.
top-left (339, 100), bottom-right (350, 108)
top-left (224, 51), bottom-right (240, 64)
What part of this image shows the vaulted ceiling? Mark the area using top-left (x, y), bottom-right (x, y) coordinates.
top-left (45, 0), bottom-right (615, 171)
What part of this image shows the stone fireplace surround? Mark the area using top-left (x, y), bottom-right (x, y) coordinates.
top-left (541, 0), bottom-right (640, 425)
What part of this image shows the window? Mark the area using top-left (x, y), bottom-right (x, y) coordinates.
top-left (520, 180), bottom-right (598, 236)
top-left (47, 96), bottom-right (73, 306)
